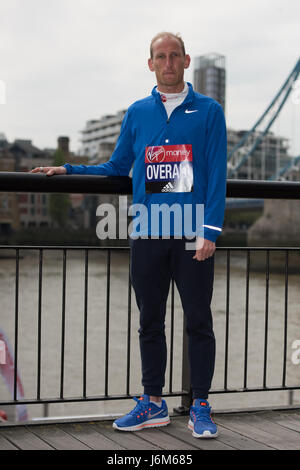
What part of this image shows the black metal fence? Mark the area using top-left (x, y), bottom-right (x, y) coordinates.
top-left (0, 173), bottom-right (300, 413)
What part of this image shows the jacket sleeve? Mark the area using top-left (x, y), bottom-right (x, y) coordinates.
top-left (203, 102), bottom-right (227, 243)
top-left (63, 110), bottom-right (134, 176)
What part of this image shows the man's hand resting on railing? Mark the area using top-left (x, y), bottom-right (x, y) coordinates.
top-left (30, 166), bottom-right (67, 176)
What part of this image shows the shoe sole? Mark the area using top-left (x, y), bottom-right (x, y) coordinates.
top-left (188, 419), bottom-right (218, 438)
top-left (113, 416), bottom-right (171, 431)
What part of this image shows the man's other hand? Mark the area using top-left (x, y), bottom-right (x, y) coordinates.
top-left (30, 166), bottom-right (67, 176)
top-left (193, 237), bottom-right (216, 261)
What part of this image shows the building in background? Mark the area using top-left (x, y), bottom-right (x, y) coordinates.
top-left (78, 112), bottom-right (131, 239)
top-left (0, 136), bottom-right (54, 232)
top-left (0, 134), bottom-right (91, 233)
top-left (78, 110), bottom-right (126, 161)
top-left (8, 139), bottom-right (54, 229)
top-left (227, 129), bottom-right (291, 180)
top-left (0, 134), bottom-right (19, 234)
top-left (46, 136), bottom-right (92, 230)
top-left (192, 53), bottom-right (293, 180)
top-left (193, 53), bottom-right (226, 113)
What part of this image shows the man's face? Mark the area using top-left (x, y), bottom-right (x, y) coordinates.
top-left (148, 36), bottom-right (190, 92)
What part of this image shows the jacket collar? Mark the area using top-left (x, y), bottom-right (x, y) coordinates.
top-left (151, 82), bottom-right (194, 106)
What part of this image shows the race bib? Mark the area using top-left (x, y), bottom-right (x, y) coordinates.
top-left (145, 144), bottom-right (193, 193)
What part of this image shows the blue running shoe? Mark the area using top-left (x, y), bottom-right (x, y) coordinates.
top-left (113, 395), bottom-right (170, 431)
top-left (188, 399), bottom-right (218, 438)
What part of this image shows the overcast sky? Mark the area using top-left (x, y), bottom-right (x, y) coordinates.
top-left (0, 0), bottom-right (299, 156)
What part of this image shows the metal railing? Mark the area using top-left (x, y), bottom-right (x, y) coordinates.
top-left (0, 245), bottom-right (186, 407)
top-left (1, 171), bottom-right (300, 198)
top-left (0, 173), bottom-right (300, 414)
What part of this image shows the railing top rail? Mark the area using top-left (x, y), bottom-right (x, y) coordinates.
top-left (0, 245), bottom-right (300, 251)
top-left (1, 172), bottom-right (300, 199)
top-left (0, 172), bottom-right (132, 195)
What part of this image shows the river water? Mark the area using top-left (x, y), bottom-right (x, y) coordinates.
top-left (0, 248), bottom-right (300, 421)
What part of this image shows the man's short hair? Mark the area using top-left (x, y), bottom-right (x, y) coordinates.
top-left (150, 32), bottom-right (186, 58)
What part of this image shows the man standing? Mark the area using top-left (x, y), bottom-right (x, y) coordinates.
top-left (31, 32), bottom-right (227, 438)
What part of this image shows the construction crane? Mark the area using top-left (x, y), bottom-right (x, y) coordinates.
top-left (227, 58), bottom-right (300, 179)
top-left (269, 154), bottom-right (300, 181)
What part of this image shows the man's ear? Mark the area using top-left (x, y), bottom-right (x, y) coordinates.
top-left (148, 58), bottom-right (155, 72)
top-left (184, 54), bottom-right (191, 69)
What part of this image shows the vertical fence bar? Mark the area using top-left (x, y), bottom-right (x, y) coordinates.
top-left (263, 250), bottom-right (270, 388)
top-left (37, 248), bottom-right (43, 400)
top-left (126, 254), bottom-right (132, 396)
top-left (169, 278), bottom-right (175, 393)
top-left (104, 249), bottom-right (111, 396)
top-left (180, 316), bottom-right (191, 412)
top-left (282, 250), bottom-right (289, 388)
top-left (224, 249), bottom-right (230, 390)
top-left (60, 249), bottom-right (67, 399)
top-left (243, 250), bottom-right (250, 389)
top-left (83, 249), bottom-right (89, 398)
top-left (13, 248), bottom-right (20, 401)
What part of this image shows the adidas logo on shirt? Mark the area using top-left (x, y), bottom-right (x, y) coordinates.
top-left (162, 182), bottom-right (174, 192)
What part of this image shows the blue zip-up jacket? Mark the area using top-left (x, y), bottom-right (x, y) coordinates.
top-left (64, 82), bottom-right (227, 242)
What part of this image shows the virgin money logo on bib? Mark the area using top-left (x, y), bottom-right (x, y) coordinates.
top-left (145, 144), bottom-right (193, 193)
top-left (146, 146), bottom-right (165, 163)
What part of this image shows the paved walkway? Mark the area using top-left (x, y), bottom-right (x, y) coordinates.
top-left (1, 408), bottom-right (300, 450)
